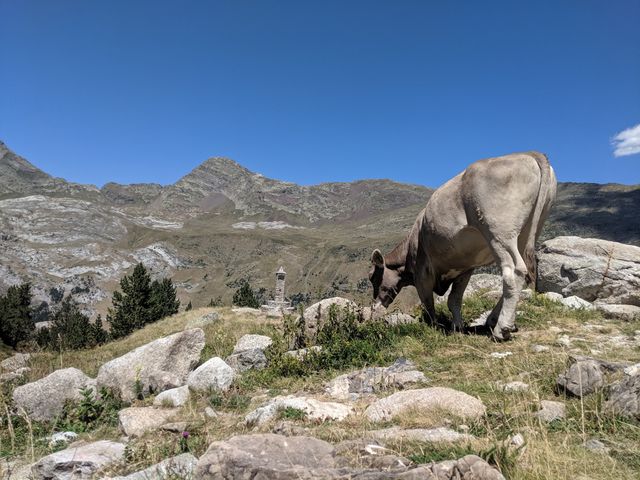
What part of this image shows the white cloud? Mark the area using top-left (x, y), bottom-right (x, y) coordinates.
top-left (612, 123), bottom-right (640, 157)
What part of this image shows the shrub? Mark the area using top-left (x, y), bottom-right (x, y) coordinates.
top-left (232, 280), bottom-right (260, 308)
top-left (58, 387), bottom-right (122, 432)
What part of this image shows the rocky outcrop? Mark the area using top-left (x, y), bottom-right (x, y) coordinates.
top-left (96, 328), bottom-right (205, 402)
top-left (365, 387), bottom-right (486, 422)
top-left (537, 236), bottom-right (640, 305)
top-left (195, 433), bottom-right (505, 479)
top-left (12, 368), bottom-right (95, 422)
top-left (325, 358), bottom-right (427, 401)
top-left (245, 396), bottom-right (353, 426)
top-left (107, 453), bottom-right (198, 480)
top-left (118, 407), bottom-right (179, 437)
top-left (30, 440), bottom-right (126, 480)
top-left (187, 357), bottom-right (235, 393)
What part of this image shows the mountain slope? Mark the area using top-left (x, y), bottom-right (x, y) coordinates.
top-left (0, 141), bottom-right (638, 319)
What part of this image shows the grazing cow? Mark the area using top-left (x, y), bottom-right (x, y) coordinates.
top-left (369, 152), bottom-right (557, 340)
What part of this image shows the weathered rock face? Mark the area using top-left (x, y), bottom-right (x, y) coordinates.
top-left (537, 236), bottom-right (640, 305)
top-left (365, 387), bottom-right (486, 423)
top-left (107, 453), bottom-right (198, 480)
top-left (96, 328), bottom-right (205, 402)
top-left (245, 395), bottom-right (353, 426)
top-left (605, 374), bottom-right (640, 419)
top-left (12, 368), bottom-right (95, 422)
top-left (187, 357), bottom-right (235, 393)
top-left (299, 297), bottom-right (359, 346)
top-left (31, 440), bottom-right (126, 480)
top-left (325, 358), bottom-right (427, 401)
top-left (557, 359), bottom-right (606, 397)
top-left (118, 407), bottom-right (179, 437)
top-left (195, 433), bottom-right (505, 479)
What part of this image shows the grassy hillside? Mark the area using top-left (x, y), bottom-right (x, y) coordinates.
top-left (2, 295), bottom-right (639, 479)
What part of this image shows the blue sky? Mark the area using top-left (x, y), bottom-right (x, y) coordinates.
top-left (1, 1), bottom-right (639, 187)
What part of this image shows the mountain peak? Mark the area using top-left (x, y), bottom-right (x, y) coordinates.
top-left (0, 141), bottom-right (53, 197)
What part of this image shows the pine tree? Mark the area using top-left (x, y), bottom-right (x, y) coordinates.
top-left (108, 263), bottom-right (153, 339)
top-left (0, 283), bottom-right (34, 348)
top-left (185, 301), bottom-right (193, 311)
top-left (90, 314), bottom-right (109, 346)
top-left (42, 297), bottom-right (93, 350)
top-left (150, 277), bottom-right (180, 321)
top-left (232, 280), bottom-right (260, 308)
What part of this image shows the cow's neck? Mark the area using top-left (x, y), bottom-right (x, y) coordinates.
top-left (385, 228), bottom-right (418, 285)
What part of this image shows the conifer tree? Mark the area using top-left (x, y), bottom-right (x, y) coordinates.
top-left (0, 283), bottom-right (34, 348)
top-left (150, 277), bottom-right (180, 321)
top-left (232, 280), bottom-right (260, 308)
top-left (108, 263), bottom-right (153, 339)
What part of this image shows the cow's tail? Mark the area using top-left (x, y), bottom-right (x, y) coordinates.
top-left (523, 152), bottom-right (556, 286)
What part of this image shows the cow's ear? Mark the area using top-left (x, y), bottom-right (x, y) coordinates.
top-left (371, 249), bottom-right (385, 268)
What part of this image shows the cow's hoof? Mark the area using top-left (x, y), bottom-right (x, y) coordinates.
top-left (491, 326), bottom-right (512, 342)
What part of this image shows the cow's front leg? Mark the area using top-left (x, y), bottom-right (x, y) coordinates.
top-left (447, 270), bottom-right (473, 331)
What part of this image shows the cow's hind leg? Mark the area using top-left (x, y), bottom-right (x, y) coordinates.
top-left (448, 270), bottom-right (473, 332)
top-left (489, 238), bottom-right (527, 340)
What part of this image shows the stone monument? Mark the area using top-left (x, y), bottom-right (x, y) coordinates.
top-left (261, 266), bottom-right (294, 316)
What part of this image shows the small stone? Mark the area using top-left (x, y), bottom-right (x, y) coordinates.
top-left (531, 344), bottom-right (550, 353)
top-left (595, 303), bottom-right (640, 321)
top-left (233, 334), bottom-right (273, 353)
top-left (369, 426), bottom-right (474, 444)
top-left (509, 433), bottom-right (525, 448)
top-left (284, 346), bottom-right (322, 360)
top-left (535, 400), bottom-right (566, 423)
top-left (584, 439), bottom-right (609, 454)
top-left (502, 381), bottom-right (529, 393)
top-left (560, 295), bottom-right (594, 310)
top-left (0, 353), bottom-right (31, 372)
top-left (153, 385), bottom-right (191, 407)
top-left (48, 431), bottom-right (78, 448)
top-left (118, 407), bottom-right (179, 437)
top-left (161, 422), bottom-right (188, 433)
top-left (204, 407), bottom-right (218, 418)
top-left (186, 311), bottom-right (220, 329)
top-left (490, 351), bottom-right (513, 359)
top-left (187, 357), bottom-right (235, 393)
top-left (542, 292), bottom-right (564, 302)
top-left (384, 313), bottom-right (417, 326)
top-left (108, 453), bottom-right (198, 480)
top-left (557, 335), bottom-right (572, 347)
top-left (624, 363), bottom-right (640, 377)
top-left (226, 348), bottom-right (268, 372)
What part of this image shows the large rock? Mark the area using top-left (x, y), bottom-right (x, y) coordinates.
top-left (226, 349), bottom-right (268, 372)
top-left (365, 387), bottom-right (486, 422)
top-left (605, 374), bottom-right (640, 419)
top-left (537, 236), bottom-right (640, 306)
top-left (596, 303), bottom-right (640, 321)
top-left (535, 400), bottom-right (566, 423)
top-left (557, 359), bottom-right (606, 397)
top-left (187, 357), bottom-right (235, 393)
top-left (31, 440), bottom-right (126, 480)
top-left (96, 328), bottom-right (205, 402)
top-left (118, 406), bottom-right (179, 437)
top-left (195, 433), bottom-right (505, 479)
top-left (325, 358), bottom-right (427, 401)
top-left (186, 311), bottom-right (220, 329)
top-left (299, 297), bottom-right (359, 345)
top-left (0, 353), bottom-right (30, 372)
top-left (245, 395), bottom-right (353, 426)
top-left (12, 368), bottom-right (95, 422)
top-left (107, 453), bottom-right (198, 480)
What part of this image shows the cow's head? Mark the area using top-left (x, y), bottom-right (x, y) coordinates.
top-left (369, 249), bottom-right (408, 308)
